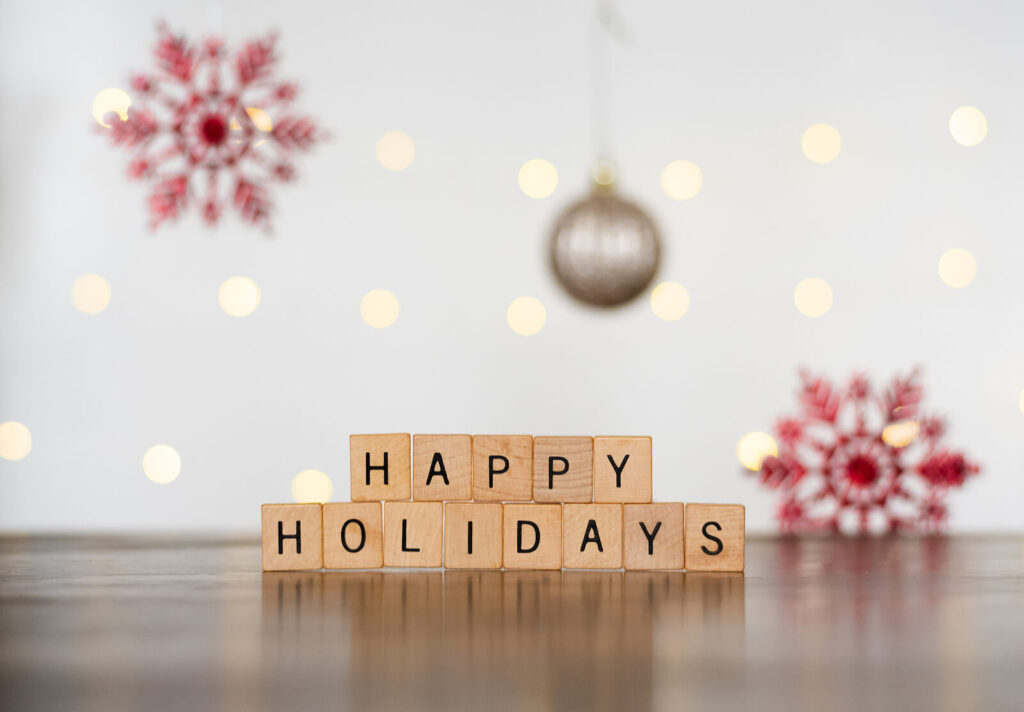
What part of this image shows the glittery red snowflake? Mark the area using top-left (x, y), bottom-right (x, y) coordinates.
top-left (750, 369), bottom-right (979, 534)
top-left (99, 23), bottom-right (322, 229)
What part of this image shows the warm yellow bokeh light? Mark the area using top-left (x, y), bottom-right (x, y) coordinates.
top-left (882, 421), bottom-right (920, 448)
top-left (361, 289), bottom-right (400, 329)
top-left (218, 276), bottom-right (261, 317)
top-left (245, 107), bottom-right (274, 132)
top-left (291, 469), bottom-right (333, 503)
top-left (801, 124), bottom-right (842, 164)
top-left (949, 106), bottom-right (987, 146)
top-left (737, 432), bottom-right (778, 471)
top-left (650, 282), bottom-right (690, 321)
top-left (92, 88), bottom-right (131, 127)
top-left (0, 422), bottom-right (32, 461)
top-left (660, 160), bottom-right (703, 200)
top-left (518, 159), bottom-right (558, 199)
top-left (72, 274), bottom-right (111, 315)
top-left (376, 131), bottom-right (416, 171)
top-left (507, 296), bottom-right (546, 336)
top-left (794, 277), bottom-right (834, 317)
top-left (143, 444), bottom-right (181, 484)
top-left (938, 248), bottom-right (977, 289)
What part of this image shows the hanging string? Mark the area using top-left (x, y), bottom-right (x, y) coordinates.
top-left (590, 0), bottom-right (628, 180)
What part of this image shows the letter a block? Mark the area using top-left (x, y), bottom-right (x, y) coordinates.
top-left (350, 433), bottom-right (411, 501)
top-left (684, 503), bottom-right (745, 572)
top-left (383, 501), bottom-right (443, 567)
top-left (623, 503), bottom-right (684, 570)
top-left (413, 434), bottom-right (472, 501)
top-left (322, 502), bottom-right (383, 569)
top-left (562, 503), bottom-right (623, 569)
top-left (593, 436), bottom-right (652, 503)
top-left (502, 504), bottom-right (562, 569)
top-left (472, 435), bottom-right (533, 501)
top-left (532, 436), bottom-right (593, 503)
top-left (261, 503), bottom-right (323, 571)
top-left (444, 502), bottom-right (503, 569)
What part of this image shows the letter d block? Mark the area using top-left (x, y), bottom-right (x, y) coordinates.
top-left (323, 502), bottom-right (383, 569)
top-left (684, 504), bottom-right (745, 572)
top-left (383, 502), bottom-right (443, 567)
top-left (532, 436), bottom-right (593, 503)
top-left (502, 504), bottom-right (561, 569)
top-left (261, 503), bottom-right (323, 571)
top-left (350, 433), bottom-right (411, 501)
top-left (623, 503), bottom-right (684, 570)
top-left (562, 503), bottom-right (623, 569)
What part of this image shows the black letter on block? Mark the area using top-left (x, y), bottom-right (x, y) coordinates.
top-left (488, 455), bottom-right (509, 487)
top-left (607, 454), bottom-right (630, 487)
top-left (365, 451), bottom-right (389, 486)
top-left (701, 521), bottom-right (723, 556)
top-left (401, 519), bottom-right (420, 552)
top-left (639, 521), bottom-right (662, 556)
top-left (340, 519), bottom-right (366, 553)
top-left (425, 452), bottom-right (450, 486)
top-left (517, 520), bottom-right (540, 554)
top-left (580, 519), bottom-right (604, 552)
top-left (467, 520), bottom-right (474, 555)
top-left (547, 456), bottom-right (569, 489)
top-left (278, 521), bottom-right (301, 555)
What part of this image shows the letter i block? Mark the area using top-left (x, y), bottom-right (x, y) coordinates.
top-left (472, 435), bottom-right (533, 501)
top-left (562, 504), bottom-right (623, 569)
top-left (593, 436), bottom-right (652, 503)
top-left (322, 502), bottom-right (383, 569)
top-left (350, 433), bottom-right (411, 501)
top-left (502, 504), bottom-right (562, 569)
top-left (383, 502), bottom-right (443, 567)
top-left (413, 434), bottom-right (472, 501)
top-left (684, 504), bottom-right (745, 572)
top-left (261, 503), bottom-right (323, 571)
top-left (532, 436), bottom-right (593, 503)
top-left (623, 503), bottom-right (684, 570)
top-left (444, 503), bottom-right (503, 569)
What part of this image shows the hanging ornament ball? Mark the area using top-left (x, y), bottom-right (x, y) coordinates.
top-left (549, 172), bottom-right (661, 307)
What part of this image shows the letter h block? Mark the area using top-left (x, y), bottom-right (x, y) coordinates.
top-left (261, 503), bottom-right (323, 571)
top-left (350, 433), bottom-right (411, 501)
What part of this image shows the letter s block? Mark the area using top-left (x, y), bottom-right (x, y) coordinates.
top-left (502, 504), bottom-right (562, 569)
top-left (261, 503), bottom-right (323, 571)
top-left (684, 503), bottom-right (745, 572)
top-left (350, 433), bottom-right (411, 501)
top-left (322, 502), bottom-right (383, 569)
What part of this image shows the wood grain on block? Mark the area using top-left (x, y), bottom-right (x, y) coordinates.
top-left (532, 436), bottom-right (593, 503)
top-left (444, 502), bottom-right (503, 569)
top-left (684, 504), bottom-right (745, 572)
top-left (383, 501), bottom-right (443, 567)
top-left (623, 503), bottom-right (684, 570)
top-left (472, 435), bottom-right (533, 502)
top-left (593, 436), bottom-right (652, 503)
top-left (350, 433), bottom-right (411, 501)
top-left (323, 502), bottom-right (383, 569)
top-left (562, 503), bottom-right (623, 569)
top-left (261, 503), bottom-right (324, 571)
top-left (502, 504), bottom-right (562, 570)
top-left (413, 434), bottom-right (472, 501)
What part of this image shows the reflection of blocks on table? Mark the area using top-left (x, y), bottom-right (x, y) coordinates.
top-left (533, 436), bottom-right (593, 503)
top-left (684, 503), bottom-right (745, 572)
top-left (593, 436), bottom-right (652, 503)
top-left (413, 434), bottom-right (472, 501)
top-left (472, 434), bottom-right (533, 502)
top-left (562, 503), bottom-right (623, 569)
top-left (502, 504), bottom-right (562, 570)
top-left (383, 501), bottom-right (443, 567)
top-left (261, 503), bottom-right (324, 571)
top-left (323, 502), bottom-right (383, 569)
top-left (623, 503), bottom-right (685, 570)
top-left (444, 502), bottom-right (503, 569)
top-left (350, 433), bottom-right (411, 501)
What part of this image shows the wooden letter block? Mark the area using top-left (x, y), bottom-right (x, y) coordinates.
top-left (444, 502), bottom-right (503, 569)
top-left (502, 504), bottom-right (562, 570)
top-left (472, 435), bottom-right (533, 502)
top-left (261, 503), bottom-right (323, 571)
top-left (623, 503), bottom-right (684, 570)
top-left (383, 501), bottom-right (443, 567)
top-left (684, 503), bottom-right (745, 572)
top-left (350, 433), bottom-right (411, 501)
top-left (322, 502), bottom-right (383, 569)
top-left (562, 503), bottom-right (623, 569)
top-left (593, 436), bottom-right (652, 503)
top-left (413, 434), bottom-right (472, 501)
top-left (532, 436), bottom-right (593, 503)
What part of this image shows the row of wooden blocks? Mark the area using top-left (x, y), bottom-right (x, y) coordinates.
top-left (260, 502), bottom-right (745, 571)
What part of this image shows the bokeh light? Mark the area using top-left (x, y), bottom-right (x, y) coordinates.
top-left (376, 131), bottom-right (416, 171)
top-left (361, 289), bottom-right (400, 328)
top-left (291, 469), bottom-right (332, 503)
top-left (650, 282), bottom-right (690, 321)
top-left (218, 276), bottom-right (261, 317)
top-left (72, 274), bottom-right (111, 315)
top-left (882, 421), bottom-right (920, 448)
top-left (518, 159), bottom-right (558, 199)
top-left (92, 88), bottom-right (131, 127)
top-left (737, 431), bottom-right (778, 471)
top-left (660, 160), bottom-right (703, 200)
top-left (938, 248), bottom-right (977, 288)
top-left (507, 296), bottom-right (546, 335)
top-left (801, 124), bottom-right (842, 164)
top-left (794, 277), bottom-right (834, 317)
top-left (245, 107), bottom-right (273, 132)
top-left (949, 106), bottom-right (987, 146)
top-left (143, 444), bottom-right (181, 484)
top-left (0, 422), bottom-right (32, 461)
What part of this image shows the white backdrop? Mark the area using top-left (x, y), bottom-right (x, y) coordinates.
top-left (1, 0), bottom-right (1022, 532)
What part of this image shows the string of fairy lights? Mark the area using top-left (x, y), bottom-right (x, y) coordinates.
top-left (0, 97), bottom-right (1012, 503)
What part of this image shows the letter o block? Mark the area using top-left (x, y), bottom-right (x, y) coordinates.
top-left (684, 503), bottom-right (745, 572)
top-left (502, 504), bottom-right (562, 569)
top-left (261, 503), bottom-right (323, 571)
top-left (322, 502), bottom-right (383, 569)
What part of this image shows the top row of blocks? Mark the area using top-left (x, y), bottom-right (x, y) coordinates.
top-left (351, 434), bottom-right (652, 503)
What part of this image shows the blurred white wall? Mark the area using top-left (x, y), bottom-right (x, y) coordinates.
top-left (1, 0), bottom-right (1022, 532)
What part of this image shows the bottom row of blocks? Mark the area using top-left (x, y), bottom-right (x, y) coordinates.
top-left (261, 502), bottom-right (744, 572)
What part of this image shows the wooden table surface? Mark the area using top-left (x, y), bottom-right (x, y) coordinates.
top-left (1, 535), bottom-right (1021, 711)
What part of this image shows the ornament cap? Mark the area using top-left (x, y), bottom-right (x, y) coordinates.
top-left (589, 160), bottom-right (617, 192)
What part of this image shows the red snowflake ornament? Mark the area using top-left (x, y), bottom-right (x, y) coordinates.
top-left (100, 23), bottom-right (322, 229)
top-left (749, 369), bottom-right (979, 535)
